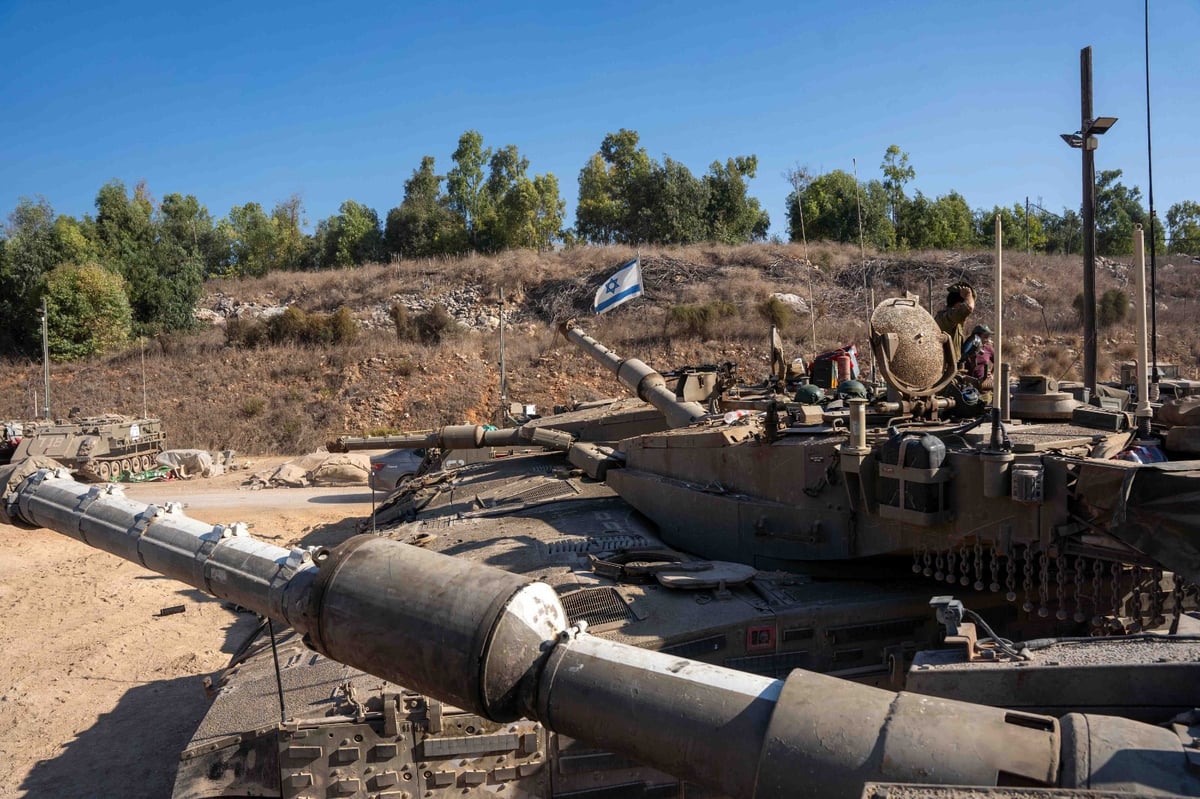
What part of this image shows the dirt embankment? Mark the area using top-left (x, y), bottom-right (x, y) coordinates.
top-left (2, 243), bottom-right (1198, 455)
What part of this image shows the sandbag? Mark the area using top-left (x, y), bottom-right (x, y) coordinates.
top-left (309, 453), bottom-right (370, 486)
top-left (156, 449), bottom-right (217, 479)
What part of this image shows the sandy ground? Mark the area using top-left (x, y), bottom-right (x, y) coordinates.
top-left (0, 458), bottom-right (380, 799)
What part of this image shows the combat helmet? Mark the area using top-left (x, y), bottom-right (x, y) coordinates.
top-left (793, 384), bottom-right (826, 405)
top-left (836, 379), bottom-right (869, 400)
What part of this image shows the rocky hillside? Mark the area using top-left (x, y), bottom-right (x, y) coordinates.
top-left (1, 242), bottom-right (1196, 454)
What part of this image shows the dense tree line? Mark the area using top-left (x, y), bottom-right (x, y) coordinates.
top-left (0, 128), bottom-right (773, 358)
top-left (3, 132), bottom-right (1199, 361)
top-left (385, 131), bottom-right (565, 258)
top-left (575, 129), bottom-right (769, 245)
top-left (785, 147), bottom-right (1196, 257)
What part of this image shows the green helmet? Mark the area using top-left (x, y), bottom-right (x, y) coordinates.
top-left (836, 379), bottom-right (868, 400)
top-left (793, 384), bottom-right (826, 405)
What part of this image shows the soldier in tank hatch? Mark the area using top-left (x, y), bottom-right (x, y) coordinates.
top-left (934, 283), bottom-right (975, 366)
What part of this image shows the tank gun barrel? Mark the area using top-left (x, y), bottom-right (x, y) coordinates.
top-left (329, 423), bottom-right (572, 454)
top-left (6, 466), bottom-right (1198, 799)
top-left (329, 432), bottom-right (450, 451)
top-left (559, 323), bottom-right (707, 428)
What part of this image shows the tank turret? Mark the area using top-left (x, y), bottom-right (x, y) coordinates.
top-left (557, 302), bottom-right (1200, 629)
top-left (6, 465), bottom-right (1200, 799)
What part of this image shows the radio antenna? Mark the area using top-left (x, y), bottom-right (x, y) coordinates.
top-left (1143, 0), bottom-right (1159, 393)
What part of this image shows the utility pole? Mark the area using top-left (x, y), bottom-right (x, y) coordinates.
top-left (1025, 196), bottom-right (1031, 258)
top-left (1061, 47), bottom-right (1116, 393)
top-left (1080, 47), bottom-right (1098, 394)
top-left (41, 297), bottom-right (51, 420)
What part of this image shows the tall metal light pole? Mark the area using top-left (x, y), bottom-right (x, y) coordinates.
top-left (1060, 46), bottom-right (1116, 394)
top-left (41, 297), bottom-right (51, 420)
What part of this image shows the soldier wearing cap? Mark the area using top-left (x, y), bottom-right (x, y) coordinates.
top-left (934, 283), bottom-right (975, 366)
top-left (964, 324), bottom-right (994, 387)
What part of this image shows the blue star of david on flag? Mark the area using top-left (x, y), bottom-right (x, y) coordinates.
top-left (593, 258), bottom-right (643, 314)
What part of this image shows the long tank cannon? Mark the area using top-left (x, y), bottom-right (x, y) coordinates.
top-left (5, 464), bottom-right (1200, 798)
top-left (559, 323), bottom-right (707, 429)
top-left (328, 423), bottom-right (574, 454)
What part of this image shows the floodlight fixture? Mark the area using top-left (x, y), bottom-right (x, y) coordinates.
top-left (1060, 132), bottom-right (1084, 148)
top-left (1085, 116), bottom-right (1118, 135)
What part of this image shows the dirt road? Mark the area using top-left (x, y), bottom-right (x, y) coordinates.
top-left (0, 462), bottom-right (379, 798)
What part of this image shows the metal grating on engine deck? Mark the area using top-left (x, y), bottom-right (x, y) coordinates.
top-left (477, 478), bottom-right (579, 507)
top-left (724, 651), bottom-right (813, 679)
top-left (560, 587), bottom-right (635, 628)
top-left (511, 481), bottom-right (579, 502)
top-left (545, 535), bottom-right (652, 555)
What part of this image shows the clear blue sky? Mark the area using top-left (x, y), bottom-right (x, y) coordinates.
top-left (2, 0), bottom-right (1196, 239)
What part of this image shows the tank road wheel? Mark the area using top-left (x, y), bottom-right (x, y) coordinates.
top-left (97, 461), bottom-right (112, 481)
top-left (140, 454), bottom-right (153, 472)
top-left (120, 458), bottom-right (132, 476)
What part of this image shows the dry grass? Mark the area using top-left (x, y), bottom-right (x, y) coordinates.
top-left (3, 243), bottom-right (1198, 454)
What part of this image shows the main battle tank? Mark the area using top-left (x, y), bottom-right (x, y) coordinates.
top-left (6, 292), bottom-right (1200, 798)
top-left (12, 412), bottom-right (165, 481)
top-left (4, 464), bottom-right (1200, 798)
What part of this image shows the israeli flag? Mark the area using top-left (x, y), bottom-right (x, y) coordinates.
top-left (593, 258), bottom-right (643, 314)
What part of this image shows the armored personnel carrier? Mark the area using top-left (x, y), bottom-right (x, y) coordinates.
top-left (0, 420), bottom-right (21, 466)
top-left (4, 292), bottom-right (1200, 798)
top-left (11, 412), bottom-right (165, 481)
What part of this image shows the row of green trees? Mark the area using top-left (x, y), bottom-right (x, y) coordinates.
top-left (4, 133), bottom-right (1200, 361)
top-left (0, 128), bottom-right (773, 358)
top-left (0, 183), bottom-right (208, 358)
top-left (575, 129), bottom-right (770, 245)
top-left (785, 146), bottom-right (1200, 256)
top-left (385, 131), bottom-right (565, 257)
top-left (386, 128), bottom-right (770, 254)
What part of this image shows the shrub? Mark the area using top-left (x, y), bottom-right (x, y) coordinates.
top-left (267, 306), bottom-right (310, 344)
top-left (250, 305), bottom-right (359, 346)
top-left (389, 303), bottom-right (419, 340)
top-left (225, 317), bottom-right (268, 348)
top-left (1098, 289), bottom-right (1129, 328)
top-left (1074, 289), bottom-right (1130, 329)
top-left (415, 305), bottom-right (460, 344)
top-left (391, 303), bottom-right (459, 344)
top-left (241, 396), bottom-right (266, 417)
top-left (666, 300), bottom-right (737, 339)
top-left (327, 307), bottom-right (358, 344)
top-left (757, 296), bottom-right (793, 331)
